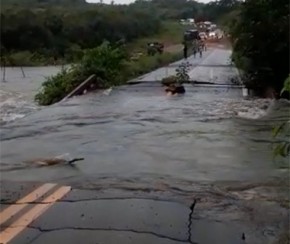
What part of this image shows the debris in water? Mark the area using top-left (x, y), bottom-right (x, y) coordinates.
top-left (103, 87), bottom-right (113, 96)
top-left (23, 153), bottom-right (84, 167)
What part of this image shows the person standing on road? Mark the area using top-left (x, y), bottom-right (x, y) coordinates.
top-left (199, 46), bottom-right (203, 58)
top-left (193, 39), bottom-right (199, 58)
top-left (183, 43), bottom-right (188, 59)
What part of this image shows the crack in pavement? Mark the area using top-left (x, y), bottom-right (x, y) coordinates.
top-left (1, 196), bottom-right (184, 205)
top-left (187, 199), bottom-right (198, 244)
top-left (26, 226), bottom-right (191, 243)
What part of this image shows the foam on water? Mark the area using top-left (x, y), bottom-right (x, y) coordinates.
top-left (0, 89), bottom-right (38, 125)
top-left (234, 98), bottom-right (273, 120)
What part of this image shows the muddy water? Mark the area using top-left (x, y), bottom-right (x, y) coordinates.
top-left (0, 66), bottom-right (63, 124)
top-left (1, 83), bottom-right (288, 185)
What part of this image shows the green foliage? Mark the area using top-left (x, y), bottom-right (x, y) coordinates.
top-left (229, 0), bottom-right (289, 94)
top-left (175, 62), bottom-right (190, 84)
top-left (204, 0), bottom-right (241, 22)
top-left (0, 4), bottom-right (161, 63)
top-left (3, 51), bottom-right (60, 66)
top-left (273, 121), bottom-right (290, 158)
top-left (134, 0), bottom-right (204, 20)
top-left (280, 75), bottom-right (290, 96)
top-left (1, 0), bottom-right (86, 6)
top-left (0, 0), bottom-right (241, 61)
top-left (273, 76), bottom-right (290, 158)
top-left (0, 0), bottom-right (240, 66)
top-left (35, 67), bottom-right (79, 105)
top-left (161, 62), bottom-right (190, 86)
top-left (80, 42), bottom-right (127, 87)
top-left (161, 76), bottom-right (177, 86)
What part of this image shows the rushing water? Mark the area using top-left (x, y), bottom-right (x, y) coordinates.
top-left (1, 83), bottom-right (289, 183)
top-left (0, 66), bottom-right (63, 124)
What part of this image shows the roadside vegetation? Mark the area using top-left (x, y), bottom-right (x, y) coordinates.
top-left (225, 0), bottom-right (289, 97)
top-left (273, 75), bottom-right (290, 159)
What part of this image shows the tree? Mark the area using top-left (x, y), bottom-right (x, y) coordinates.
top-left (230, 0), bottom-right (289, 95)
top-left (273, 75), bottom-right (290, 158)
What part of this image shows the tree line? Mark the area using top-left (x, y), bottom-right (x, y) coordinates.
top-left (227, 0), bottom-right (289, 96)
top-left (1, 4), bottom-right (161, 63)
top-left (0, 0), bottom-right (239, 64)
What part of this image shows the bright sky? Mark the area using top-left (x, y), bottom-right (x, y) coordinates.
top-left (87, 0), bottom-right (213, 4)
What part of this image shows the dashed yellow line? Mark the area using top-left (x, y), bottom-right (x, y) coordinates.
top-left (0, 184), bottom-right (71, 244)
top-left (0, 183), bottom-right (57, 225)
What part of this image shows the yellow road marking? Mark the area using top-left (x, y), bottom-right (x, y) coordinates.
top-left (0, 185), bottom-right (71, 244)
top-left (0, 183), bottom-right (57, 225)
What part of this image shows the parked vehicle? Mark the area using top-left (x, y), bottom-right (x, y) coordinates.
top-left (183, 29), bottom-right (201, 49)
top-left (147, 42), bottom-right (164, 56)
top-left (183, 29), bottom-right (200, 42)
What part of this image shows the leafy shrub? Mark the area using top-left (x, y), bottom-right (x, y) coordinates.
top-left (230, 0), bottom-right (289, 93)
top-left (273, 75), bottom-right (290, 158)
top-left (4, 51), bottom-right (47, 66)
top-left (175, 62), bottom-right (190, 83)
top-left (161, 61), bottom-right (190, 86)
top-left (65, 44), bottom-right (84, 62)
top-left (161, 75), bottom-right (177, 86)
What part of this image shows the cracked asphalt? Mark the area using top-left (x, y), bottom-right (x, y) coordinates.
top-left (1, 181), bottom-right (255, 244)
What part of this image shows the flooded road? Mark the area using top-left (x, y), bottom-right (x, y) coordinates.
top-left (0, 49), bottom-right (289, 243)
top-left (1, 49), bottom-right (288, 185)
top-left (1, 85), bottom-right (288, 183)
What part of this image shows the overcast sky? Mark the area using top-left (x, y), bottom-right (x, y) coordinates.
top-left (87, 0), bottom-right (213, 4)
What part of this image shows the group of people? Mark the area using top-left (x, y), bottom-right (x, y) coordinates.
top-left (183, 39), bottom-right (206, 59)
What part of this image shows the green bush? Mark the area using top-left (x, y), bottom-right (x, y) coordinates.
top-left (161, 75), bottom-right (177, 86)
top-left (0, 51), bottom-right (65, 66)
top-left (161, 62), bottom-right (190, 86)
top-left (273, 75), bottom-right (290, 159)
top-left (65, 44), bottom-right (84, 63)
top-left (3, 51), bottom-right (46, 66)
top-left (35, 66), bottom-right (84, 105)
top-left (35, 42), bottom-right (125, 105)
top-left (230, 0), bottom-right (289, 93)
